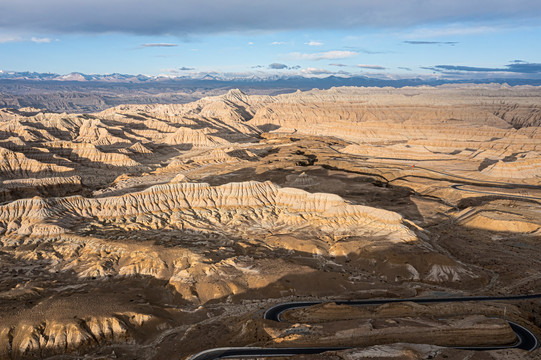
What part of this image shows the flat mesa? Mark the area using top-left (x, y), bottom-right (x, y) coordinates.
top-left (0, 85), bottom-right (540, 359)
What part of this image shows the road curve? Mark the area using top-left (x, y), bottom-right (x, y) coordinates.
top-left (188, 294), bottom-right (540, 360)
top-left (263, 294), bottom-right (541, 322)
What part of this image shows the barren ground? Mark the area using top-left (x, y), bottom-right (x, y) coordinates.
top-left (0, 85), bottom-right (540, 359)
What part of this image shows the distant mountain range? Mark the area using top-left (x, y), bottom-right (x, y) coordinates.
top-left (2, 70), bottom-right (541, 113)
top-left (0, 71), bottom-right (158, 82)
top-left (2, 70), bottom-right (541, 87)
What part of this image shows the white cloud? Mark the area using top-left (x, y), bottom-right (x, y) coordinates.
top-left (162, 66), bottom-right (196, 74)
top-left (0, 34), bottom-right (52, 43)
top-left (248, 41), bottom-right (254, 45)
top-left (31, 37), bottom-right (51, 43)
top-left (357, 64), bottom-right (386, 70)
top-left (271, 41), bottom-right (286, 45)
top-left (141, 43), bottom-right (178, 47)
top-left (290, 50), bottom-right (357, 60)
top-left (401, 25), bottom-right (497, 39)
top-left (0, 34), bottom-right (22, 43)
top-left (301, 67), bottom-right (333, 75)
top-left (305, 41), bottom-right (323, 46)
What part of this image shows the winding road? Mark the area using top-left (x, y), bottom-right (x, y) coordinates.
top-left (188, 163), bottom-right (541, 359)
top-left (187, 294), bottom-right (541, 360)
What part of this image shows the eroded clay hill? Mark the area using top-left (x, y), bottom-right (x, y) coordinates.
top-left (0, 85), bottom-right (540, 360)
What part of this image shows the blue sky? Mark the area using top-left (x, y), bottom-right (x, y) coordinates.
top-left (0, 0), bottom-right (540, 79)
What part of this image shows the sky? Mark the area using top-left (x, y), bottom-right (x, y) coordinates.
top-left (0, 0), bottom-right (541, 79)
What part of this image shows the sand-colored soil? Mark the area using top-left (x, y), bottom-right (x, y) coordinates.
top-left (0, 85), bottom-right (540, 359)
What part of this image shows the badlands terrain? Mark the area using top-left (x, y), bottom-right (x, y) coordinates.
top-left (0, 85), bottom-right (540, 359)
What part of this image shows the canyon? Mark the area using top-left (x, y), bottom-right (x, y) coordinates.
top-left (0, 85), bottom-right (540, 359)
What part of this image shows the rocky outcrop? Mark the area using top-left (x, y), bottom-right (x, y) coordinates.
top-left (2, 85), bottom-right (540, 185)
top-left (460, 211), bottom-right (540, 233)
top-left (481, 157), bottom-right (541, 179)
top-left (264, 315), bottom-right (516, 348)
top-left (46, 141), bottom-right (141, 169)
top-left (1, 85), bottom-right (540, 359)
top-left (0, 313), bottom-right (148, 359)
top-left (0, 181), bottom-right (416, 241)
top-left (0, 147), bottom-right (73, 178)
top-left (75, 118), bottom-right (132, 146)
top-left (127, 142), bottom-right (153, 154)
top-left (0, 176), bottom-right (83, 203)
top-left (163, 126), bottom-right (229, 147)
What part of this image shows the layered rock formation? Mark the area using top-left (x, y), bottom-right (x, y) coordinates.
top-left (0, 181), bottom-right (415, 240)
top-left (2, 86), bottom-right (540, 184)
top-left (0, 85), bottom-right (540, 359)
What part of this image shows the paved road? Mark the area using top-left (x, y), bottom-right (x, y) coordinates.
top-left (328, 149), bottom-right (541, 190)
top-left (405, 165), bottom-right (541, 201)
top-left (326, 154), bottom-right (541, 200)
top-left (263, 294), bottom-right (541, 322)
top-left (414, 166), bottom-right (541, 190)
top-left (188, 162), bottom-right (540, 359)
top-left (450, 184), bottom-right (541, 201)
top-left (187, 294), bottom-right (540, 359)
top-left (187, 346), bottom-right (349, 360)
